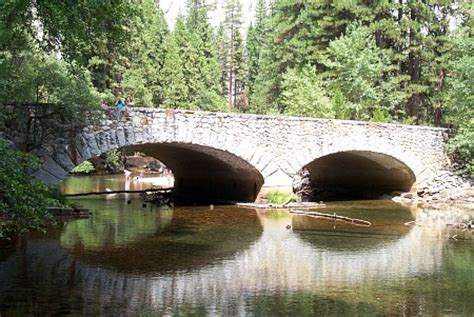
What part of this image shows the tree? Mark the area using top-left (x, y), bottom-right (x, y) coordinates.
top-left (445, 32), bottom-right (474, 125)
top-left (0, 139), bottom-right (62, 238)
top-left (31, 1), bottom-right (138, 94)
top-left (0, 48), bottom-right (99, 107)
top-left (449, 120), bottom-right (474, 176)
top-left (248, 1), bottom-right (350, 114)
top-left (160, 19), bottom-right (190, 109)
top-left (446, 31), bottom-right (474, 176)
top-left (280, 65), bottom-right (333, 118)
top-left (245, 0), bottom-right (268, 97)
top-left (0, 47), bottom-right (102, 151)
top-left (324, 24), bottom-right (399, 121)
top-left (186, 2), bottom-right (226, 111)
top-left (122, 0), bottom-right (168, 107)
top-left (221, 0), bottom-right (245, 109)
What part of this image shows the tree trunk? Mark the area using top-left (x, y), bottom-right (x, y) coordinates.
top-left (406, 6), bottom-right (421, 122)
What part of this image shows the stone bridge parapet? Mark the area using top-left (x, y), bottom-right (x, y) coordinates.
top-left (35, 107), bottom-right (451, 202)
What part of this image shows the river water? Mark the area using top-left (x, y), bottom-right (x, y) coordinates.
top-left (0, 175), bottom-right (473, 316)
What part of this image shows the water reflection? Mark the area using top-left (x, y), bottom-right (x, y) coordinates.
top-left (62, 204), bottom-right (263, 273)
top-left (61, 197), bottom-right (173, 250)
top-left (61, 174), bottom-right (162, 195)
top-left (0, 195), bottom-right (472, 315)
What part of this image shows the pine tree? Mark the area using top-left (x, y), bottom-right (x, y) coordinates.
top-left (186, 2), bottom-right (226, 111)
top-left (245, 0), bottom-right (268, 97)
top-left (280, 65), bottom-right (333, 118)
top-left (324, 24), bottom-right (399, 121)
top-left (221, 0), bottom-right (245, 109)
top-left (123, 0), bottom-right (168, 107)
top-left (216, 24), bottom-right (228, 98)
top-left (161, 7), bottom-right (225, 111)
top-left (161, 27), bottom-right (189, 109)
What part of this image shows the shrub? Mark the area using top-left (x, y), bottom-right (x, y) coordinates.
top-left (71, 160), bottom-right (95, 174)
top-left (266, 190), bottom-right (291, 204)
top-left (0, 139), bottom-right (62, 238)
top-left (448, 119), bottom-right (474, 176)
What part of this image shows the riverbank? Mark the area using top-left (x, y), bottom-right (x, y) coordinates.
top-left (137, 176), bottom-right (174, 188)
top-left (393, 187), bottom-right (474, 205)
top-left (73, 155), bottom-right (168, 177)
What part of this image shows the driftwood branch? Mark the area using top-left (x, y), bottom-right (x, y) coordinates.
top-left (290, 209), bottom-right (372, 227)
top-left (281, 193), bottom-right (295, 207)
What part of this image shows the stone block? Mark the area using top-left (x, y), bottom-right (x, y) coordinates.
top-left (83, 133), bottom-right (100, 157)
top-left (75, 135), bottom-right (91, 163)
top-left (34, 168), bottom-right (62, 184)
top-left (42, 158), bottom-right (68, 180)
top-left (123, 126), bottom-right (136, 145)
top-left (116, 127), bottom-right (126, 148)
top-left (53, 144), bottom-right (75, 172)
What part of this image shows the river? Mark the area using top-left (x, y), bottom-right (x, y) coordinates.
top-left (0, 175), bottom-right (472, 316)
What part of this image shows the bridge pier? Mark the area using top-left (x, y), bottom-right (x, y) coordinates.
top-left (29, 108), bottom-right (455, 203)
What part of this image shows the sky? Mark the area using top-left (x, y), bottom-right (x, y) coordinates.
top-left (159, 0), bottom-right (258, 30)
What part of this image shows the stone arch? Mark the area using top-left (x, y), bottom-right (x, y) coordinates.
top-left (129, 142), bottom-right (264, 203)
top-left (36, 123), bottom-right (265, 203)
top-left (287, 136), bottom-right (427, 200)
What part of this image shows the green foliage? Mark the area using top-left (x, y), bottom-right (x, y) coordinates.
top-left (266, 210), bottom-right (290, 220)
top-left (401, 116), bottom-right (418, 125)
top-left (221, 0), bottom-right (245, 109)
top-left (331, 88), bottom-right (350, 120)
top-left (122, 0), bottom-right (168, 107)
top-left (161, 11), bottom-right (226, 111)
top-left (161, 29), bottom-right (190, 109)
top-left (370, 108), bottom-right (391, 123)
top-left (266, 190), bottom-right (291, 205)
top-left (196, 90), bottom-right (228, 112)
top-left (445, 33), bottom-right (474, 125)
top-left (0, 48), bottom-right (100, 109)
top-left (105, 149), bottom-right (121, 167)
top-left (33, 0), bottom-right (138, 95)
top-left (0, 140), bottom-right (62, 238)
top-left (444, 31), bottom-right (474, 175)
top-left (245, 0), bottom-right (470, 128)
top-left (449, 119), bottom-right (474, 176)
top-left (245, 0), bottom-right (268, 97)
top-left (71, 161), bottom-right (95, 174)
top-left (280, 65), bottom-right (334, 118)
top-left (324, 24), bottom-right (398, 121)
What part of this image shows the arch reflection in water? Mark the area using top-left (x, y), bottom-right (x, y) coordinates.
top-left (61, 205), bottom-right (263, 273)
top-left (2, 202), bottom-right (469, 316)
top-left (58, 203), bottom-right (443, 312)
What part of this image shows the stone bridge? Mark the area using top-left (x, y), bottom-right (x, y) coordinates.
top-left (37, 108), bottom-right (450, 202)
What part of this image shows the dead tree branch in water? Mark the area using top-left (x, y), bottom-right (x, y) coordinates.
top-left (290, 209), bottom-right (372, 227)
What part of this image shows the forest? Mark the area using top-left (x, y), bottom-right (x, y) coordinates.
top-left (0, 1), bottom-right (472, 235)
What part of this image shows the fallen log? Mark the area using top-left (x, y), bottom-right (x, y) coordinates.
top-left (236, 201), bottom-right (325, 210)
top-left (65, 188), bottom-right (172, 197)
top-left (290, 209), bottom-right (372, 227)
top-left (47, 206), bottom-right (91, 218)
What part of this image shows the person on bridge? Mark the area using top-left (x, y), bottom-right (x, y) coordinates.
top-left (114, 99), bottom-right (128, 120)
top-left (100, 101), bottom-right (114, 119)
top-left (126, 95), bottom-right (135, 107)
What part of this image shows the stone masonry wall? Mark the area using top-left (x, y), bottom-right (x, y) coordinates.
top-left (33, 107), bottom-right (452, 191)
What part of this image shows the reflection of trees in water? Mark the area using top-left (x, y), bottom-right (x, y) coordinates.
top-left (1, 204), bottom-right (472, 315)
top-left (63, 207), bottom-right (263, 273)
top-left (60, 204), bottom-right (173, 250)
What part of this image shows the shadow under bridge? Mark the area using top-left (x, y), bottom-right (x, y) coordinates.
top-left (130, 142), bottom-right (264, 204)
top-left (302, 151), bottom-right (416, 201)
